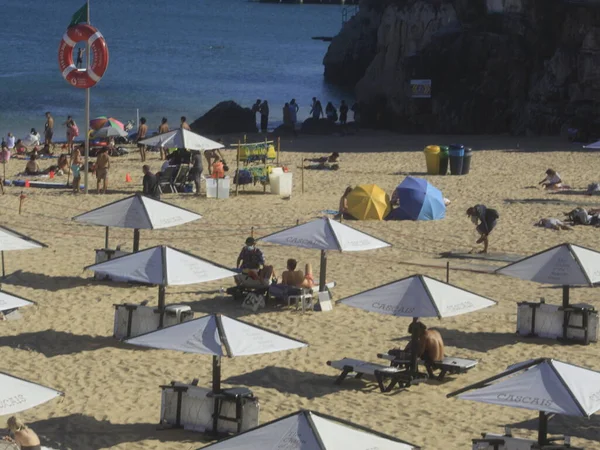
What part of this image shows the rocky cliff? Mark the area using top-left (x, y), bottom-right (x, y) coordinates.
top-left (323, 0), bottom-right (600, 135)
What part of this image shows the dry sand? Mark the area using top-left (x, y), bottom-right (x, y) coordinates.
top-left (1, 131), bottom-right (599, 449)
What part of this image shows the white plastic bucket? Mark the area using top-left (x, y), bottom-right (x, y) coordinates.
top-left (206, 177), bottom-right (230, 198)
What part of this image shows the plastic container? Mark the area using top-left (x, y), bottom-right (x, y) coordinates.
top-left (438, 145), bottom-right (449, 175)
top-left (449, 144), bottom-right (464, 175)
top-left (271, 172), bottom-right (293, 197)
top-left (461, 147), bottom-right (473, 175)
top-left (424, 145), bottom-right (440, 175)
top-left (206, 176), bottom-right (230, 198)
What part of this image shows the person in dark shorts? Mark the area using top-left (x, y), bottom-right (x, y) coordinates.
top-left (44, 112), bottom-right (54, 147)
top-left (142, 165), bottom-right (160, 200)
top-left (467, 205), bottom-right (499, 254)
top-left (236, 237), bottom-right (265, 277)
top-left (189, 150), bottom-right (203, 195)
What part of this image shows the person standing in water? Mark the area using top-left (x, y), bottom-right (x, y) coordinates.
top-left (466, 204), bottom-right (499, 254)
top-left (76, 47), bottom-right (85, 68)
top-left (44, 112), bottom-right (54, 148)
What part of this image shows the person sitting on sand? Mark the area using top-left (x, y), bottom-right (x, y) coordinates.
top-left (4, 416), bottom-right (42, 450)
top-left (14, 140), bottom-right (27, 155)
top-left (56, 154), bottom-right (70, 175)
top-left (536, 218), bottom-right (573, 231)
top-left (334, 186), bottom-right (354, 220)
top-left (466, 204), bottom-right (499, 254)
top-left (539, 168), bottom-right (569, 190)
top-left (24, 154), bottom-right (41, 175)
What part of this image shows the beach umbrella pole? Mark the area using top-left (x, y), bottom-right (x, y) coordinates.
top-left (211, 315), bottom-right (230, 434)
top-left (319, 250), bottom-right (327, 292)
top-left (1, 251), bottom-right (4, 278)
top-left (410, 317), bottom-right (419, 376)
top-left (158, 285), bottom-right (166, 328)
top-left (104, 226), bottom-right (109, 249)
top-left (133, 229), bottom-right (140, 252)
top-left (562, 285), bottom-right (569, 340)
top-left (538, 411), bottom-right (549, 445)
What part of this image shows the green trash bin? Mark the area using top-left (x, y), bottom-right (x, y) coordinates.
top-left (424, 145), bottom-right (440, 175)
top-left (439, 145), bottom-right (449, 175)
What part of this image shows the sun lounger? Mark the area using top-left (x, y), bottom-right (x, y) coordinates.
top-left (378, 352), bottom-right (478, 381)
top-left (326, 357), bottom-right (412, 392)
top-left (158, 166), bottom-right (177, 194)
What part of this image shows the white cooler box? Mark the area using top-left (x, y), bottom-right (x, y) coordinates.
top-left (160, 382), bottom-right (259, 434)
top-left (517, 301), bottom-right (598, 344)
top-left (269, 170), bottom-right (292, 197)
top-left (94, 249), bottom-right (131, 282)
top-left (206, 177), bottom-right (231, 199)
top-left (113, 304), bottom-right (194, 339)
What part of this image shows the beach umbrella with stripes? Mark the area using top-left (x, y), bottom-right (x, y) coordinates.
top-left (0, 225), bottom-right (47, 279)
top-left (448, 358), bottom-right (600, 446)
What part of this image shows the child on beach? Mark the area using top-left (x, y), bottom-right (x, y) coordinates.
top-left (71, 147), bottom-right (82, 193)
top-left (539, 168), bottom-right (569, 190)
top-left (212, 157), bottom-right (225, 179)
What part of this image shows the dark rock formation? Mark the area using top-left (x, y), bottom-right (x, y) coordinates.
top-left (300, 118), bottom-right (341, 134)
top-left (190, 101), bottom-right (257, 135)
top-left (323, 0), bottom-right (600, 135)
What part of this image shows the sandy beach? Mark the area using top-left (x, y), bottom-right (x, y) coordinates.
top-left (1, 131), bottom-right (599, 449)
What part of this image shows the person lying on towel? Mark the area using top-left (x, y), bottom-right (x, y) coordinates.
top-left (304, 152), bottom-right (339, 165)
top-left (390, 321), bottom-right (444, 364)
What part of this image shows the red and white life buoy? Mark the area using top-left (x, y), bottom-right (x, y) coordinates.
top-left (58, 24), bottom-right (109, 89)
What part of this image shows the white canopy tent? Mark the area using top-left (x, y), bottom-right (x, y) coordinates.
top-left (139, 128), bottom-right (224, 151)
top-left (0, 290), bottom-right (35, 313)
top-left (339, 275), bottom-right (497, 375)
top-left (72, 193), bottom-right (202, 251)
top-left (198, 409), bottom-right (419, 449)
top-left (583, 141), bottom-right (600, 149)
top-left (448, 358), bottom-right (600, 446)
top-left (496, 243), bottom-right (600, 309)
top-left (86, 246), bottom-right (236, 327)
top-left (260, 217), bottom-right (391, 292)
top-left (0, 225), bottom-right (47, 278)
top-left (0, 371), bottom-right (63, 416)
top-left (126, 313), bottom-right (307, 432)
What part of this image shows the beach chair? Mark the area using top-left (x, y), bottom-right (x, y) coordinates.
top-left (378, 351), bottom-right (478, 381)
top-left (173, 164), bottom-right (190, 192)
top-left (158, 166), bottom-right (177, 194)
top-left (326, 357), bottom-right (412, 392)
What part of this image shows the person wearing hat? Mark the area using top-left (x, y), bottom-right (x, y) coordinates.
top-left (236, 237), bottom-right (265, 278)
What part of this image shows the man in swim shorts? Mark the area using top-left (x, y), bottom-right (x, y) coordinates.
top-left (44, 112), bottom-right (54, 148)
top-left (466, 204), bottom-right (499, 254)
top-left (95, 148), bottom-right (110, 194)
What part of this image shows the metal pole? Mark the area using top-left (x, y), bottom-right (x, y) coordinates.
top-left (211, 354), bottom-right (222, 433)
top-left (158, 285), bottom-right (166, 328)
top-left (319, 249), bottom-right (327, 293)
top-left (84, 0), bottom-right (91, 194)
top-left (538, 411), bottom-right (548, 446)
top-left (446, 261), bottom-right (450, 283)
top-left (562, 285), bottom-right (569, 340)
top-left (410, 317), bottom-right (418, 376)
top-left (1, 251), bottom-right (4, 279)
top-left (133, 228), bottom-right (140, 252)
top-left (104, 226), bottom-right (109, 249)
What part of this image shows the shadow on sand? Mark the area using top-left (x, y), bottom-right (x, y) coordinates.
top-left (509, 414), bottom-right (600, 443)
top-left (224, 365), bottom-right (380, 399)
top-left (0, 329), bottom-right (146, 358)
top-left (27, 413), bottom-right (210, 450)
top-left (1, 270), bottom-right (95, 292)
top-left (432, 328), bottom-right (526, 353)
top-left (504, 198), bottom-right (600, 207)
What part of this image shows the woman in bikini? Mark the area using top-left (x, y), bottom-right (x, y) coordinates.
top-left (4, 416), bottom-right (42, 450)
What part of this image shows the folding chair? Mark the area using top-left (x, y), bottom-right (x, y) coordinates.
top-left (158, 166), bottom-right (177, 194)
top-left (173, 164), bottom-right (190, 192)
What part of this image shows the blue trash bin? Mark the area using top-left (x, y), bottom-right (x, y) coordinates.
top-left (449, 144), bottom-right (464, 175)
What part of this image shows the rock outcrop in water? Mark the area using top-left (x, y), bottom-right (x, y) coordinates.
top-left (190, 101), bottom-right (257, 135)
top-left (323, 0), bottom-right (600, 135)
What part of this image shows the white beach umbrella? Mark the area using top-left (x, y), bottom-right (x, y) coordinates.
top-left (0, 372), bottom-right (63, 415)
top-left (198, 409), bottom-right (419, 450)
top-left (139, 128), bottom-right (224, 151)
top-left (259, 217), bottom-right (391, 292)
top-left (126, 313), bottom-right (307, 432)
top-left (0, 290), bottom-right (35, 313)
top-left (86, 246), bottom-right (236, 327)
top-left (339, 275), bottom-right (496, 375)
top-left (496, 243), bottom-right (600, 309)
top-left (583, 141), bottom-right (600, 149)
top-left (448, 358), bottom-right (600, 446)
top-left (72, 193), bottom-right (202, 251)
top-left (0, 225), bottom-right (47, 278)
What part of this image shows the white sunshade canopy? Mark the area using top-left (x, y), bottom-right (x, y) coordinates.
top-left (0, 372), bottom-right (63, 415)
top-left (139, 128), bottom-right (224, 151)
top-left (85, 245), bottom-right (236, 286)
top-left (199, 409), bottom-right (419, 450)
top-left (456, 359), bottom-right (600, 417)
top-left (0, 226), bottom-right (46, 252)
top-left (126, 314), bottom-right (307, 357)
top-left (496, 243), bottom-right (600, 286)
top-left (339, 275), bottom-right (497, 318)
top-left (0, 290), bottom-right (34, 312)
top-left (260, 217), bottom-right (391, 252)
top-left (583, 141), bottom-right (600, 149)
top-left (72, 193), bottom-right (202, 230)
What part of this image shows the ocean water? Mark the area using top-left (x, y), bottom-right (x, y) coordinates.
top-left (0, 0), bottom-right (353, 140)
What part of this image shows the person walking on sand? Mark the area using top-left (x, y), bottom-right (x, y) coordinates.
top-left (158, 117), bottom-right (169, 160)
top-left (466, 204), bottom-right (499, 254)
top-left (180, 116), bottom-right (191, 130)
top-left (259, 100), bottom-right (269, 133)
top-left (95, 148), bottom-right (110, 194)
top-left (64, 115), bottom-right (78, 152)
top-left (137, 117), bottom-right (148, 162)
top-left (44, 112), bottom-right (54, 148)
top-left (76, 47), bottom-right (85, 68)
